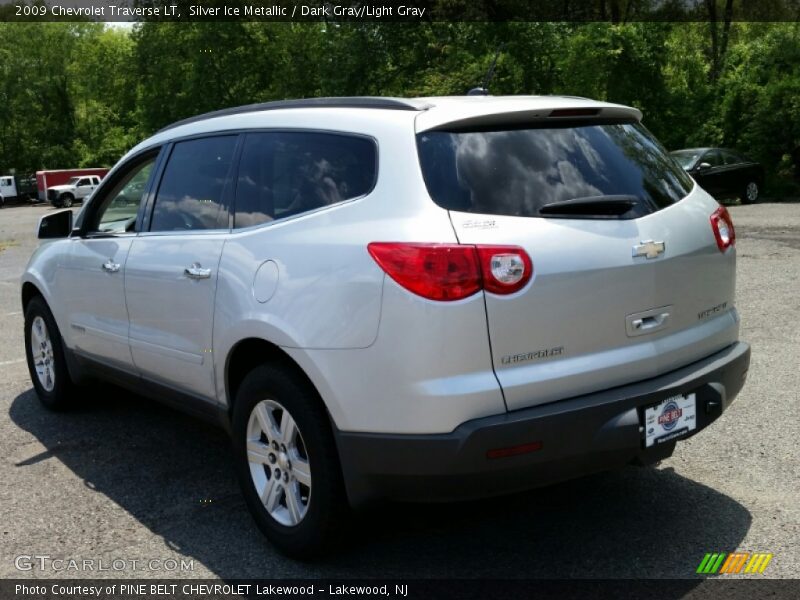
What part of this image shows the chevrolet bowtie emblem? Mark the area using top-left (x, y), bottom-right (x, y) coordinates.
top-left (632, 240), bottom-right (666, 259)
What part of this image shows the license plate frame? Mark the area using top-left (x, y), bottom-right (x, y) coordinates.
top-left (643, 393), bottom-right (697, 448)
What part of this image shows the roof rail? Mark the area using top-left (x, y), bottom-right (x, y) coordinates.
top-left (157, 97), bottom-right (423, 133)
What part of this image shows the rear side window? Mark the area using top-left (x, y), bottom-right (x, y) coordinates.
top-left (721, 150), bottom-right (743, 165)
top-left (150, 136), bottom-right (237, 232)
top-left (417, 122), bottom-right (694, 218)
top-left (234, 131), bottom-right (376, 229)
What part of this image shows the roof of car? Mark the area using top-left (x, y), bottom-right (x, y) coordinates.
top-left (157, 95), bottom-right (642, 135)
top-left (123, 95), bottom-right (644, 164)
top-left (157, 97), bottom-right (430, 133)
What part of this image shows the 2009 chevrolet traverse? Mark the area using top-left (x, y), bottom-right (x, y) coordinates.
top-left (22, 96), bottom-right (750, 557)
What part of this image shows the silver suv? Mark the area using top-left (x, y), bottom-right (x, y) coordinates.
top-left (22, 96), bottom-right (750, 557)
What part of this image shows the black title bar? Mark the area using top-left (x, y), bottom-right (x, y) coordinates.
top-left (2, 0), bottom-right (800, 22)
top-left (3, 579), bottom-right (800, 600)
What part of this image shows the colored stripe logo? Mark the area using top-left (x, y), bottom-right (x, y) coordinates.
top-left (697, 552), bottom-right (773, 574)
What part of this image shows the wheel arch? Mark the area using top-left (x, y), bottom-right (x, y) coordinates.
top-left (21, 279), bottom-right (87, 385)
top-left (21, 280), bottom-right (44, 312)
top-left (224, 338), bottom-right (332, 425)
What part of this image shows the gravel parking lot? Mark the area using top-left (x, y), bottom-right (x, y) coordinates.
top-left (0, 202), bottom-right (797, 580)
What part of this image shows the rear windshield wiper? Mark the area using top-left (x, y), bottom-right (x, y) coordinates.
top-left (538, 195), bottom-right (639, 217)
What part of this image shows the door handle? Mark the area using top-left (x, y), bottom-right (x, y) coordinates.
top-left (626, 306), bottom-right (672, 337)
top-left (632, 312), bottom-right (669, 331)
top-left (184, 262), bottom-right (212, 280)
top-left (101, 259), bottom-right (120, 273)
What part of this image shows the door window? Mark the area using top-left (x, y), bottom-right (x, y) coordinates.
top-left (702, 150), bottom-right (723, 167)
top-left (150, 136), bottom-right (237, 232)
top-left (90, 157), bottom-right (156, 234)
top-left (233, 131), bottom-right (377, 229)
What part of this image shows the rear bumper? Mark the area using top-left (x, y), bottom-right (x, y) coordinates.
top-left (335, 342), bottom-right (750, 507)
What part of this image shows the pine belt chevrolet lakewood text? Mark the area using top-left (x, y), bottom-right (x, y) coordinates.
top-left (22, 96), bottom-right (750, 557)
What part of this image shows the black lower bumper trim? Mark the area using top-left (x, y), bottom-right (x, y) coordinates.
top-left (335, 342), bottom-right (750, 506)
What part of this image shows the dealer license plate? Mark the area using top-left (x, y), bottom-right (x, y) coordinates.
top-left (644, 393), bottom-right (697, 447)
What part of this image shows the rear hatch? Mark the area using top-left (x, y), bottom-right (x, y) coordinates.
top-left (416, 106), bottom-right (739, 411)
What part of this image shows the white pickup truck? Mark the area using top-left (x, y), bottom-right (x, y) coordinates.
top-left (47, 175), bottom-right (101, 207)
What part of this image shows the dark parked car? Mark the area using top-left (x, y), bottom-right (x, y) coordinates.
top-left (670, 148), bottom-right (765, 204)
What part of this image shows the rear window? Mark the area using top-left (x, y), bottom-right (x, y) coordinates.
top-left (417, 122), bottom-right (694, 217)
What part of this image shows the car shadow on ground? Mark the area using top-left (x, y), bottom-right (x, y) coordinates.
top-left (9, 385), bottom-right (751, 580)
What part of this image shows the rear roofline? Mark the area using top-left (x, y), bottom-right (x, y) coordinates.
top-left (414, 96), bottom-right (642, 132)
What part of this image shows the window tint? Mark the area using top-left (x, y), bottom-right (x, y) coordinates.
top-left (93, 157), bottom-right (156, 234)
top-left (77, 178), bottom-right (90, 186)
top-left (234, 131), bottom-right (376, 229)
top-left (703, 150), bottom-right (723, 167)
top-left (721, 150), bottom-right (742, 165)
top-left (150, 136), bottom-right (236, 232)
top-left (417, 122), bottom-right (694, 217)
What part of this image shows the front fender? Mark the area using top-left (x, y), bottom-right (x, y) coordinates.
top-left (21, 240), bottom-right (71, 343)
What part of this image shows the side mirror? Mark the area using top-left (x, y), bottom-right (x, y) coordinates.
top-left (696, 162), bottom-right (712, 170)
top-left (37, 210), bottom-right (73, 239)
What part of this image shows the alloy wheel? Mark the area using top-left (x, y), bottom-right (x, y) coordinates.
top-left (30, 316), bottom-right (55, 392)
top-left (746, 182), bottom-right (759, 203)
top-left (246, 399), bottom-right (312, 526)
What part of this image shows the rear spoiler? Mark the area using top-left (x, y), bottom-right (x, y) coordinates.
top-left (415, 102), bottom-right (642, 133)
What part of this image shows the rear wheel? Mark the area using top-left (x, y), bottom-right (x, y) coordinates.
top-left (61, 193), bottom-right (74, 208)
top-left (741, 181), bottom-right (759, 204)
top-left (232, 365), bottom-right (347, 558)
top-left (24, 296), bottom-right (76, 410)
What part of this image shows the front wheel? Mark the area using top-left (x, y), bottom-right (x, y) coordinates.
top-left (61, 193), bottom-right (74, 208)
top-left (24, 296), bottom-right (76, 410)
top-left (741, 181), bottom-right (759, 204)
top-left (232, 365), bottom-right (347, 558)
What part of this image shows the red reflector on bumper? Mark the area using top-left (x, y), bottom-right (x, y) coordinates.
top-left (486, 441), bottom-right (543, 459)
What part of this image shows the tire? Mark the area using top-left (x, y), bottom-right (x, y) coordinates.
top-left (741, 181), bottom-right (759, 204)
top-left (61, 193), bottom-right (74, 208)
top-left (24, 295), bottom-right (76, 410)
top-left (232, 364), bottom-right (348, 558)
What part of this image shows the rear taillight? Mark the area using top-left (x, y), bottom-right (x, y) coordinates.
top-left (710, 205), bottom-right (736, 252)
top-left (476, 246), bottom-right (533, 295)
top-left (367, 242), bottom-right (532, 301)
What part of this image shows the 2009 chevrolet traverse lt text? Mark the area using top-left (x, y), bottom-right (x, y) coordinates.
top-left (22, 96), bottom-right (750, 557)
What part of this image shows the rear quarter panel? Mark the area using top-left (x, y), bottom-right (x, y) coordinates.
top-left (212, 110), bottom-right (472, 430)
